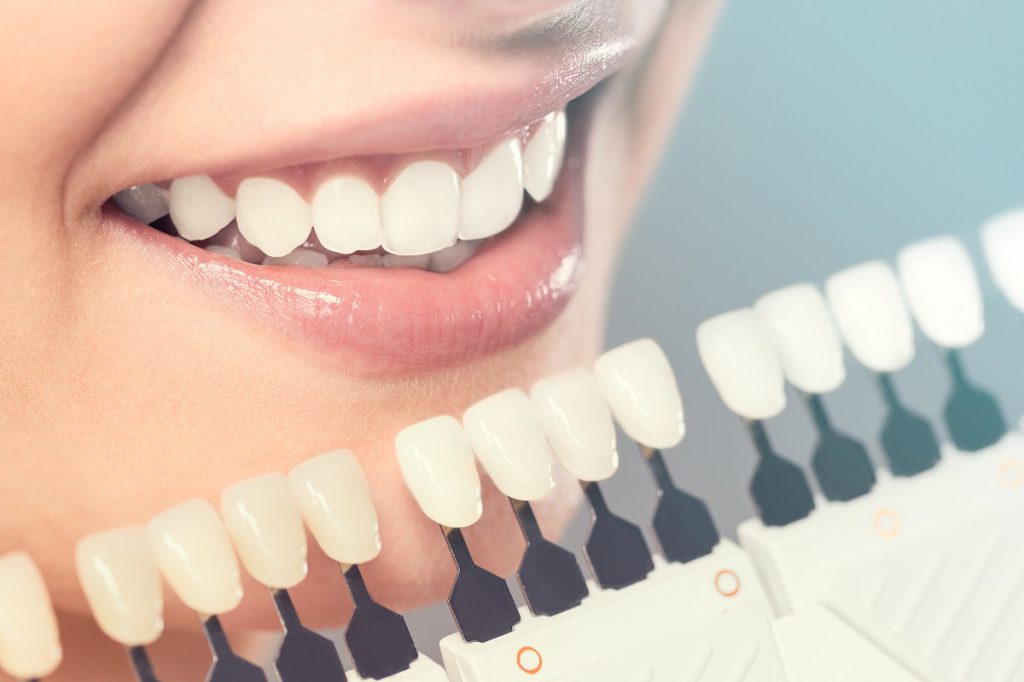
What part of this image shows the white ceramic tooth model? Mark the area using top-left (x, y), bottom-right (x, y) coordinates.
top-left (289, 449), bottom-right (382, 565)
top-left (531, 368), bottom-right (619, 481)
top-left (897, 235), bottom-right (984, 349)
top-left (754, 283), bottom-right (846, 395)
top-left (594, 338), bottom-right (685, 449)
top-left (76, 527), bottom-right (164, 647)
top-left (0, 552), bottom-right (62, 680)
top-left (696, 310), bottom-right (787, 420)
top-left (825, 261), bottom-right (916, 373)
top-left (396, 416), bottom-right (483, 529)
top-left (980, 208), bottom-right (1024, 312)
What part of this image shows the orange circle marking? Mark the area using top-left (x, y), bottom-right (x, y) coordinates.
top-left (873, 508), bottom-right (901, 537)
top-left (715, 569), bottom-right (741, 597)
top-left (998, 459), bottom-right (1024, 489)
top-left (517, 646), bottom-right (543, 675)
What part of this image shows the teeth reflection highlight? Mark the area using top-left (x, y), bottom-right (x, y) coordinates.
top-left (237, 177), bottom-right (313, 258)
top-left (0, 552), bottom-right (62, 679)
top-left (221, 473), bottom-right (308, 590)
top-left (313, 175), bottom-right (383, 255)
top-left (463, 389), bottom-right (556, 501)
top-left (595, 339), bottom-right (685, 449)
top-left (523, 110), bottom-right (567, 202)
top-left (76, 527), bottom-right (163, 646)
top-left (382, 160), bottom-right (460, 256)
top-left (168, 174), bottom-right (236, 241)
top-left (396, 416), bottom-right (483, 528)
top-left (459, 138), bottom-right (524, 240)
top-left (981, 209), bottom-right (1024, 312)
top-left (114, 184), bottom-right (168, 224)
top-left (531, 368), bottom-right (619, 481)
top-left (288, 449), bottom-right (382, 565)
top-left (146, 498), bottom-right (243, 615)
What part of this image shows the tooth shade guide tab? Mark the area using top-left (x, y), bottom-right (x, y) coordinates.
top-left (342, 565), bottom-right (418, 680)
top-left (579, 481), bottom-right (654, 590)
top-left (747, 421), bottom-right (816, 527)
top-left (0, 552), bottom-right (62, 680)
top-left (940, 349), bottom-right (1007, 453)
top-left (442, 526), bottom-right (521, 643)
top-left (803, 394), bottom-right (876, 502)
top-left (202, 615), bottom-right (268, 682)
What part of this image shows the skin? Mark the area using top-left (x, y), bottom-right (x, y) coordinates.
top-left (0, 0), bottom-right (723, 679)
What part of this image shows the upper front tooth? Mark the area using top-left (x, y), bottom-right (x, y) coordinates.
top-left (459, 138), bottom-right (524, 240)
top-left (312, 175), bottom-right (383, 254)
top-left (168, 174), bottom-right (235, 241)
top-left (382, 160), bottom-right (460, 256)
top-left (981, 209), bottom-right (1024, 312)
top-left (0, 552), bottom-right (62, 680)
top-left (594, 339), bottom-right (684, 449)
top-left (523, 110), bottom-right (567, 202)
top-left (754, 283), bottom-right (846, 395)
top-left (531, 368), bottom-right (619, 482)
top-left (76, 527), bottom-right (163, 646)
top-left (220, 473), bottom-right (308, 590)
top-left (114, 183), bottom-right (169, 224)
top-left (462, 389), bottom-right (556, 501)
top-left (825, 261), bottom-right (915, 373)
top-left (395, 416), bottom-right (483, 528)
top-left (696, 310), bottom-right (786, 420)
top-left (897, 236), bottom-right (984, 349)
top-left (146, 499), bottom-right (243, 615)
top-left (288, 450), bottom-right (381, 565)
top-left (236, 177), bottom-right (313, 258)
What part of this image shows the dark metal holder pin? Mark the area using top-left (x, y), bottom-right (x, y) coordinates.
top-left (748, 421), bottom-right (815, 527)
top-left (877, 373), bottom-right (941, 476)
top-left (581, 481), bottom-right (653, 589)
top-left (942, 349), bottom-right (1006, 452)
top-left (343, 564), bottom-right (418, 680)
top-left (128, 645), bottom-right (161, 682)
top-left (511, 500), bottom-right (589, 617)
top-left (443, 527), bottom-right (521, 643)
top-left (640, 446), bottom-right (719, 564)
top-left (271, 588), bottom-right (346, 682)
top-left (804, 394), bottom-right (876, 501)
top-left (202, 615), bottom-right (268, 682)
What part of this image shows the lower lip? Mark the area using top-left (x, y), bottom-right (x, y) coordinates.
top-left (102, 125), bottom-right (586, 375)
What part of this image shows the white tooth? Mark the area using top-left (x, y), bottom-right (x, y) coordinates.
top-left (0, 552), bottom-right (61, 679)
top-left (168, 175), bottom-right (235, 241)
top-left (75, 527), bottom-right (163, 646)
top-left (981, 209), bottom-right (1024, 312)
top-left (381, 253), bottom-right (431, 269)
top-left (381, 160), bottom-right (460, 256)
top-left (462, 389), bottom-right (556, 501)
top-left (825, 261), bottom-right (915, 373)
top-left (754, 283), bottom-right (846, 394)
top-left (221, 473), bottom-right (307, 590)
top-left (312, 175), bottom-right (382, 254)
top-left (696, 310), bottom-right (786, 420)
top-left (428, 240), bottom-right (481, 273)
top-left (146, 499), bottom-right (243, 616)
top-left (459, 138), bottom-right (524, 240)
top-left (114, 184), bottom-right (169, 224)
top-left (288, 450), bottom-right (381, 565)
top-left (396, 416), bottom-right (483, 528)
top-left (205, 245), bottom-right (242, 260)
top-left (262, 247), bottom-right (329, 267)
top-left (347, 253), bottom-right (384, 267)
top-left (897, 236), bottom-right (984, 349)
top-left (531, 368), bottom-right (619, 482)
top-left (236, 177), bottom-right (313, 258)
top-left (595, 339), bottom-right (685, 449)
top-left (523, 110), bottom-right (567, 202)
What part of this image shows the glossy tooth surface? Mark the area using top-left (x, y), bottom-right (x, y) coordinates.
top-left (0, 552), bottom-right (61, 679)
top-left (981, 209), bottom-right (1024, 312)
top-left (523, 110), bottom-right (567, 202)
top-left (463, 389), bottom-right (556, 501)
top-left (114, 184), bottom-right (169, 224)
top-left (288, 450), bottom-right (381, 565)
top-left (168, 174), bottom-right (236, 241)
top-left (146, 499), bottom-right (242, 615)
top-left (396, 416), bottom-right (483, 528)
top-left (696, 310), bottom-right (786, 420)
top-left (459, 138), bottom-right (524, 240)
top-left (381, 160), bottom-right (460, 256)
top-left (897, 236), bottom-right (984, 349)
top-left (76, 527), bottom-right (163, 646)
top-left (205, 245), bottom-right (242, 260)
top-left (221, 473), bottom-right (307, 590)
top-left (531, 368), bottom-right (619, 481)
top-left (594, 339), bottom-right (684, 449)
top-left (312, 175), bottom-right (382, 254)
top-left (754, 283), bottom-right (846, 394)
top-left (428, 239), bottom-right (482, 273)
top-left (825, 261), bottom-right (915, 373)
top-left (236, 177), bottom-right (313, 258)
top-left (263, 247), bottom-right (329, 267)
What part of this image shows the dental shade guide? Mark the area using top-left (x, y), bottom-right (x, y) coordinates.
top-left (746, 420), bottom-right (816, 526)
top-left (442, 527), bottom-right (521, 642)
top-left (270, 589), bottom-right (347, 682)
top-left (0, 552), bottom-right (62, 682)
top-left (941, 348), bottom-right (1007, 452)
top-left (202, 615), bottom-right (268, 682)
top-left (509, 500), bottom-right (589, 616)
top-left (640, 446), bottom-right (719, 564)
top-left (579, 481), bottom-right (654, 589)
top-left (342, 564), bottom-right (418, 679)
top-left (875, 372), bottom-right (941, 476)
top-left (127, 646), bottom-right (160, 682)
top-left (802, 394), bottom-right (876, 500)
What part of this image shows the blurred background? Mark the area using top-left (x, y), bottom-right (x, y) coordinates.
top-left (408, 0), bottom-right (1024, 659)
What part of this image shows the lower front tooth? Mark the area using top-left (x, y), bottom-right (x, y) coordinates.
top-left (381, 253), bottom-right (431, 269)
top-left (205, 245), bottom-right (242, 260)
top-left (236, 177), bottom-right (313, 258)
top-left (114, 184), bottom-right (169, 224)
top-left (382, 160), bottom-right (460, 256)
top-left (263, 247), bottom-right (329, 267)
top-left (429, 239), bottom-right (481, 273)
top-left (169, 174), bottom-right (236, 241)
